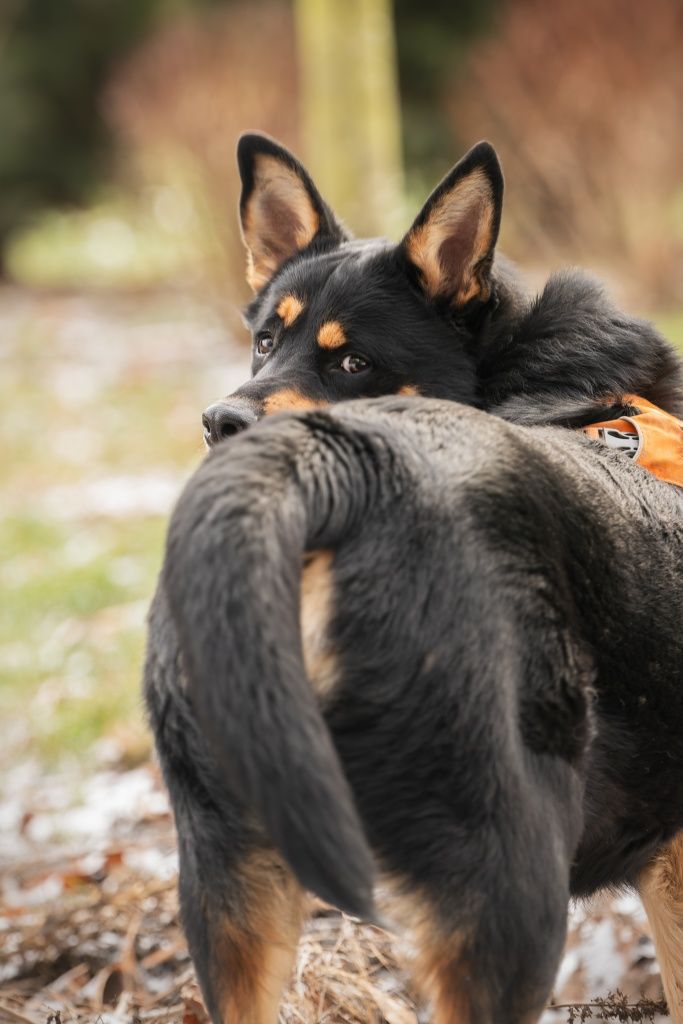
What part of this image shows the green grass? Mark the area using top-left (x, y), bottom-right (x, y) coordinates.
top-left (0, 512), bottom-right (166, 766)
top-left (0, 288), bottom-right (228, 770)
top-left (5, 192), bottom-right (192, 290)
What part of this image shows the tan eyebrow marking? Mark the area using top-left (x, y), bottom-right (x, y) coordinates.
top-left (263, 389), bottom-right (328, 415)
top-left (276, 295), bottom-right (305, 328)
top-left (317, 321), bottom-right (346, 349)
top-left (398, 385), bottom-right (420, 396)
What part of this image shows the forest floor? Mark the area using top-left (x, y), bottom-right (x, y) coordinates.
top-left (1, 285), bottom-right (680, 1023)
top-left (0, 753), bottom-right (669, 1024)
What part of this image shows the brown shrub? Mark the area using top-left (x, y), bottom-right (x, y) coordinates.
top-left (105, 2), bottom-right (299, 323)
top-left (446, 0), bottom-right (683, 306)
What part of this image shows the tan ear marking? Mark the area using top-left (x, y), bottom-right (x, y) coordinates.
top-left (398, 385), bottom-right (420, 396)
top-left (276, 295), bottom-right (305, 328)
top-left (246, 249), bottom-right (268, 293)
top-left (263, 389), bottom-right (328, 415)
top-left (317, 321), bottom-right (346, 349)
top-left (252, 155), bottom-right (320, 248)
top-left (406, 167), bottom-right (495, 305)
top-left (242, 154), bottom-right (320, 291)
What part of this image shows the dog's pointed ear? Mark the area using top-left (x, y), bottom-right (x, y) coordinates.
top-left (237, 133), bottom-right (348, 292)
top-left (400, 142), bottom-right (503, 307)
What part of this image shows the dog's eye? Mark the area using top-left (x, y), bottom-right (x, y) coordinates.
top-left (256, 333), bottom-right (275, 356)
top-left (340, 353), bottom-right (371, 374)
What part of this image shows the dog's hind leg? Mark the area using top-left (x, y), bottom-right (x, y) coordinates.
top-left (387, 895), bottom-right (480, 1024)
top-left (144, 614), bottom-right (306, 1024)
top-left (158, 745), bottom-right (306, 1024)
top-left (639, 832), bottom-right (683, 1024)
top-left (383, 812), bottom-right (572, 1024)
top-left (179, 841), bottom-right (306, 1024)
top-left (385, 886), bottom-right (563, 1024)
top-left (156, 758), bottom-right (306, 1024)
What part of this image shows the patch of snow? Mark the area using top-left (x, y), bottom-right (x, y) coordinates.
top-left (580, 917), bottom-right (626, 993)
top-left (612, 892), bottom-right (647, 922)
top-left (568, 899), bottom-right (590, 927)
top-left (124, 846), bottom-right (178, 880)
top-left (554, 946), bottom-right (581, 993)
top-left (22, 768), bottom-right (164, 845)
top-left (41, 473), bottom-right (184, 519)
top-left (3, 873), bottom-right (63, 908)
top-left (539, 1011), bottom-right (565, 1024)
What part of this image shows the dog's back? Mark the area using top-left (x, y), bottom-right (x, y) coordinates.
top-left (147, 396), bottom-right (683, 1024)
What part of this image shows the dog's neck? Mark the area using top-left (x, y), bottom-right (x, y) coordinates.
top-left (477, 268), bottom-right (683, 427)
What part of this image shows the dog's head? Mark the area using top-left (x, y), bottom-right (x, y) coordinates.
top-left (203, 133), bottom-right (507, 445)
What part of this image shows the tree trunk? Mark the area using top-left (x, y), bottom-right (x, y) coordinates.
top-left (295, 0), bottom-right (404, 238)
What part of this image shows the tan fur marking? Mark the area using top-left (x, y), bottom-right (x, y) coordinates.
top-left (245, 250), bottom-right (264, 292)
top-left (213, 851), bottom-right (306, 1024)
top-left (640, 833), bottom-right (683, 1023)
top-left (242, 154), bottom-right (319, 292)
top-left (276, 294), bottom-right (305, 328)
top-left (405, 167), bottom-right (494, 306)
top-left (301, 550), bottom-right (338, 697)
top-left (381, 878), bottom-right (470, 1024)
top-left (398, 385), bottom-right (420, 396)
top-left (253, 154), bottom-right (320, 249)
top-left (416, 939), bottom-right (472, 1024)
top-left (263, 389), bottom-right (327, 415)
top-left (317, 320), bottom-right (347, 349)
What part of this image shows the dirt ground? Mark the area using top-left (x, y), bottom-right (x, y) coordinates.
top-left (0, 756), bottom-right (670, 1024)
top-left (0, 286), bottom-right (674, 1023)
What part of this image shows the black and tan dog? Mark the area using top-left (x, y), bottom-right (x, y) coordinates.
top-left (202, 133), bottom-right (678, 443)
top-left (146, 136), bottom-right (683, 1024)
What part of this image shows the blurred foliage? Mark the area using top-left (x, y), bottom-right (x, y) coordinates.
top-left (5, 0), bottom-right (493, 300)
top-left (394, 0), bottom-right (498, 193)
top-left (7, 190), bottom-right (195, 289)
top-left (0, 0), bottom-right (501, 291)
top-left (446, 0), bottom-right (683, 306)
top-left (0, 512), bottom-right (157, 764)
top-left (105, 1), bottom-right (299, 316)
top-left (0, 0), bottom-right (221, 271)
top-left (1, 0), bottom-right (682, 316)
top-left (0, 288), bottom-right (241, 767)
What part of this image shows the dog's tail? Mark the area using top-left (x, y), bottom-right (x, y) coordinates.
top-left (162, 412), bottom-right (401, 920)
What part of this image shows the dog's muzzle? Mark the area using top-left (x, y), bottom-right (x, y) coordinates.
top-left (202, 401), bottom-right (259, 446)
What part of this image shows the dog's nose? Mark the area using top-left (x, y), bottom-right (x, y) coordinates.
top-left (202, 402), bottom-right (258, 446)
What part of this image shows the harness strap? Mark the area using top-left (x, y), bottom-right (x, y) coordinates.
top-left (582, 394), bottom-right (683, 488)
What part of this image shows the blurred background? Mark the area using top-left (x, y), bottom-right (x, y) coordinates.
top-left (1, 2), bottom-right (682, 1019)
top-left (4, 0), bottom-right (683, 770)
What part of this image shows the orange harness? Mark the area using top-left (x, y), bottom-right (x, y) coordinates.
top-left (582, 395), bottom-right (683, 488)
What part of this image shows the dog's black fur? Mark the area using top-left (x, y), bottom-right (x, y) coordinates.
top-left (201, 133), bottom-right (682, 443)
top-left (146, 137), bottom-right (683, 1024)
